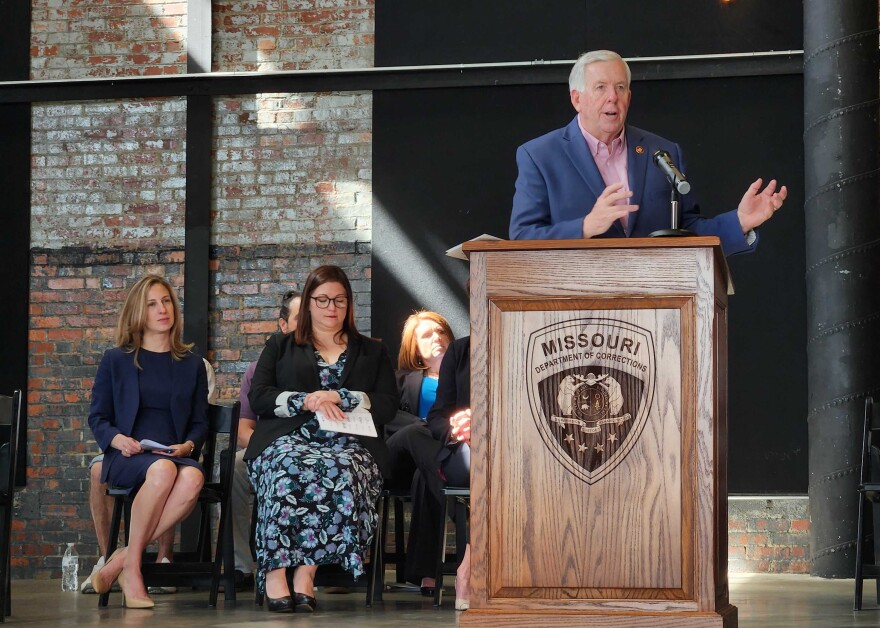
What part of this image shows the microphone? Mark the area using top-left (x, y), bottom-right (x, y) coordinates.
top-left (652, 149), bottom-right (691, 195)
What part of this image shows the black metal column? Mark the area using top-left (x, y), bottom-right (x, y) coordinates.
top-left (804, 1), bottom-right (880, 577)
top-left (184, 95), bottom-right (212, 357)
top-left (183, 0), bottom-right (213, 357)
top-left (0, 0), bottom-right (31, 488)
top-left (180, 0), bottom-right (213, 553)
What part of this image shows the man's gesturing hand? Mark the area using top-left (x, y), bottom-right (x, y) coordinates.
top-left (582, 183), bottom-right (639, 238)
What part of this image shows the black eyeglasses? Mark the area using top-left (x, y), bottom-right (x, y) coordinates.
top-left (310, 295), bottom-right (348, 309)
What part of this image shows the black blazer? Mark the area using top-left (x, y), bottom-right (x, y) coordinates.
top-left (426, 337), bottom-right (471, 447)
top-left (244, 332), bottom-right (400, 476)
top-left (395, 369), bottom-right (424, 415)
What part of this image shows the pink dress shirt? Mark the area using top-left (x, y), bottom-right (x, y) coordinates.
top-left (577, 117), bottom-right (632, 229)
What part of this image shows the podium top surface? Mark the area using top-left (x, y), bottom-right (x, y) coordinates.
top-left (461, 236), bottom-right (733, 294)
top-left (461, 236), bottom-right (721, 254)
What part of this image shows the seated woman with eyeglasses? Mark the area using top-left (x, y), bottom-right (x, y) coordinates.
top-left (245, 264), bottom-right (399, 613)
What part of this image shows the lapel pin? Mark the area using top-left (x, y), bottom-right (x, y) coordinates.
top-left (635, 145), bottom-right (645, 155)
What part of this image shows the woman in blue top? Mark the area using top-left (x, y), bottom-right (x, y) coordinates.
top-left (88, 275), bottom-right (208, 608)
top-left (386, 310), bottom-right (454, 593)
top-left (395, 311), bottom-right (454, 424)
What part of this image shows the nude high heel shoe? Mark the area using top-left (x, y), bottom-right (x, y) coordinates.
top-left (118, 571), bottom-right (155, 609)
top-left (91, 547), bottom-right (124, 595)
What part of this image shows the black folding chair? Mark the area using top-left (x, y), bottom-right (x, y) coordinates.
top-left (433, 486), bottom-right (469, 607)
top-left (855, 396), bottom-right (880, 610)
top-left (99, 401), bottom-right (241, 608)
top-left (0, 390), bottom-right (24, 622)
top-left (366, 486), bottom-right (411, 605)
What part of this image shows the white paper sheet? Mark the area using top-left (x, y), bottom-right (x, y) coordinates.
top-left (138, 439), bottom-right (175, 453)
top-left (315, 405), bottom-right (378, 437)
top-left (445, 233), bottom-right (504, 260)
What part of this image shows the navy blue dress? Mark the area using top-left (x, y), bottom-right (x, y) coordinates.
top-left (104, 349), bottom-right (202, 488)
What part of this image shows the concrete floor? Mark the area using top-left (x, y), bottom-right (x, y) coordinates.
top-left (5, 573), bottom-right (880, 626)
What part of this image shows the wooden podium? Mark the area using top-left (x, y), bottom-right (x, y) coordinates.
top-left (460, 237), bottom-right (736, 627)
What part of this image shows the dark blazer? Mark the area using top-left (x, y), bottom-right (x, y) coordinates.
top-left (509, 117), bottom-right (754, 257)
top-left (244, 332), bottom-right (400, 476)
top-left (382, 369), bottom-right (424, 439)
top-left (426, 337), bottom-right (471, 449)
top-left (88, 347), bottom-right (209, 484)
top-left (396, 369), bottom-right (423, 416)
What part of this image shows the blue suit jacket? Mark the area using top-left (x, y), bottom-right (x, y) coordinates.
top-left (509, 117), bottom-right (755, 256)
top-left (88, 347), bottom-right (209, 483)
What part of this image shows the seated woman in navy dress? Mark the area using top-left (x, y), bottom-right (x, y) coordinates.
top-left (88, 274), bottom-right (208, 608)
top-left (245, 264), bottom-right (398, 613)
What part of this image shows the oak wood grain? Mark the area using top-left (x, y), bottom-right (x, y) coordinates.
top-left (462, 241), bottom-right (734, 627)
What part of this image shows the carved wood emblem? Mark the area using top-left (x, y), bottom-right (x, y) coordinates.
top-left (526, 318), bottom-right (655, 484)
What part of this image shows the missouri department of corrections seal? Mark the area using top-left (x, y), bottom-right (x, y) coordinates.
top-left (526, 318), bottom-right (656, 484)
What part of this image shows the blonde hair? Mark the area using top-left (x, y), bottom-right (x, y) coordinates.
top-left (115, 274), bottom-right (193, 368)
top-left (397, 310), bottom-right (454, 371)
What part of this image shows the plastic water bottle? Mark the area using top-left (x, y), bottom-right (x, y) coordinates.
top-left (61, 542), bottom-right (78, 592)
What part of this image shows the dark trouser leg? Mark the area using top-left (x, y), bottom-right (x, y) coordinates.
top-left (386, 423), bottom-right (445, 583)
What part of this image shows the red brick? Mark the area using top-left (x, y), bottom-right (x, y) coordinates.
top-left (240, 321), bottom-right (278, 334)
top-left (789, 519), bottom-right (810, 533)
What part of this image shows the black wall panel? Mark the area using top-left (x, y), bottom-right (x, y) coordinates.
top-left (376, 0), bottom-right (803, 66)
top-left (0, 0), bottom-right (30, 488)
top-left (372, 73), bottom-right (806, 493)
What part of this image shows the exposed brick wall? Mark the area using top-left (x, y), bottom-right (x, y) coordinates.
top-left (213, 0), bottom-right (374, 72)
top-left (212, 92), bottom-right (372, 249)
top-left (31, 0), bottom-right (188, 80)
top-left (728, 497), bottom-right (810, 574)
top-left (31, 98), bottom-right (188, 248)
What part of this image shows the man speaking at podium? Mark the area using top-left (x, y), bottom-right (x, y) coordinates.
top-left (509, 50), bottom-right (788, 256)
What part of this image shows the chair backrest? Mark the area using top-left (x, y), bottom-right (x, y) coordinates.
top-left (860, 396), bottom-right (880, 485)
top-left (0, 391), bottom-right (24, 497)
top-left (202, 401), bottom-right (241, 488)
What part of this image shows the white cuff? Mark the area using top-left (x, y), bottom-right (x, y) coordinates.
top-left (350, 391), bottom-right (371, 410)
top-left (745, 229), bottom-right (757, 246)
top-left (274, 392), bottom-right (295, 417)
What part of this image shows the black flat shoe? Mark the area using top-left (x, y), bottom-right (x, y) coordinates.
top-left (266, 594), bottom-right (294, 613)
top-left (293, 592), bottom-right (317, 612)
top-left (420, 586), bottom-right (435, 597)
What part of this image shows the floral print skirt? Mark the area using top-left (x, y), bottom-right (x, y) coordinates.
top-left (247, 421), bottom-right (382, 593)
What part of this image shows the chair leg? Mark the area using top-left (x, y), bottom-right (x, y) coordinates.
top-left (250, 499), bottom-right (262, 606)
top-left (434, 493), bottom-right (451, 607)
top-left (3, 552), bottom-right (8, 620)
top-left (0, 531), bottom-right (8, 622)
top-left (394, 496), bottom-right (406, 584)
top-left (99, 497), bottom-right (125, 608)
top-left (223, 504), bottom-right (237, 603)
top-left (210, 503), bottom-right (235, 606)
top-left (871, 501), bottom-right (880, 606)
top-left (855, 495), bottom-right (864, 611)
top-left (454, 498), bottom-right (468, 564)
top-left (0, 513), bottom-right (9, 621)
top-left (366, 493), bottom-right (387, 606)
